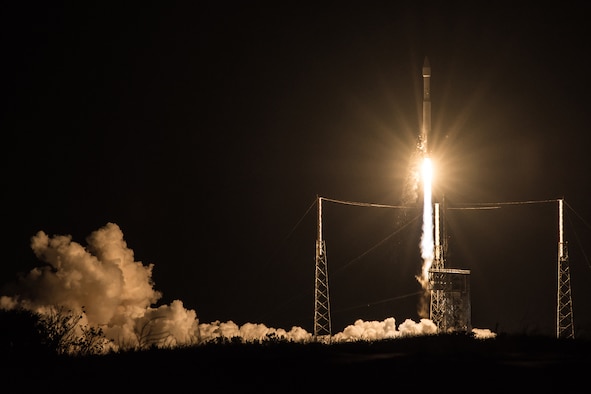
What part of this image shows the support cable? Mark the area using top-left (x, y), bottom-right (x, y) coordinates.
top-left (321, 196), bottom-right (411, 209)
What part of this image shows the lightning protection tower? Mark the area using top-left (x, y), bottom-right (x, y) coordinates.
top-left (314, 196), bottom-right (331, 342)
top-left (557, 198), bottom-right (574, 339)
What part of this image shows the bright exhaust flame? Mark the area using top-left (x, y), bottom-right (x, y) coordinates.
top-left (418, 157), bottom-right (434, 290)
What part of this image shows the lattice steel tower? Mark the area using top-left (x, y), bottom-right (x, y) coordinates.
top-left (557, 198), bottom-right (574, 339)
top-left (314, 196), bottom-right (331, 342)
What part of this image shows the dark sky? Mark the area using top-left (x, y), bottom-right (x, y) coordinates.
top-left (2, 2), bottom-right (591, 338)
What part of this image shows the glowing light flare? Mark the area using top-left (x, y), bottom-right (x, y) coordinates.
top-left (418, 157), bottom-right (434, 290)
top-left (421, 156), bottom-right (434, 187)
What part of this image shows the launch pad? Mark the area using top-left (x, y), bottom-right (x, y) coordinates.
top-left (429, 268), bottom-right (471, 333)
top-left (312, 58), bottom-right (574, 341)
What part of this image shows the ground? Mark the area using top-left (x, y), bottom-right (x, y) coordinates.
top-left (5, 333), bottom-right (590, 392)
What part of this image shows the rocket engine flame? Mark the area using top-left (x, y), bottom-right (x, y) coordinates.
top-left (418, 157), bottom-right (434, 290)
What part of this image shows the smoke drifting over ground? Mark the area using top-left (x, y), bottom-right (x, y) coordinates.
top-left (0, 223), bottom-right (494, 350)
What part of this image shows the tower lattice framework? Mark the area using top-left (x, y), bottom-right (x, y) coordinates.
top-left (314, 197), bottom-right (331, 341)
top-left (557, 198), bottom-right (574, 339)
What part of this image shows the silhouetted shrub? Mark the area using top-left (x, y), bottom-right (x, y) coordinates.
top-left (0, 305), bottom-right (112, 356)
top-left (36, 306), bottom-right (112, 356)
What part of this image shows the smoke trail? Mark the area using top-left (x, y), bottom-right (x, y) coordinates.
top-left (416, 157), bottom-right (434, 317)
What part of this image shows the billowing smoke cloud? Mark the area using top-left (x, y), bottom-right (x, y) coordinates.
top-left (198, 320), bottom-right (313, 343)
top-left (333, 317), bottom-right (437, 342)
top-left (0, 223), bottom-right (200, 349)
top-left (0, 223), bottom-right (493, 352)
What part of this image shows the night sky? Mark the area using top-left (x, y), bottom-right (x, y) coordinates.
top-left (2, 2), bottom-right (591, 339)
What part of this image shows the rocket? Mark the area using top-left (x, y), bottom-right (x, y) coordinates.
top-left (420, 56), bottom-right (431, 155)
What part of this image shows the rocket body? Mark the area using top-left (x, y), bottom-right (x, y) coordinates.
top-left (420, 56), bottom-right (431, 155)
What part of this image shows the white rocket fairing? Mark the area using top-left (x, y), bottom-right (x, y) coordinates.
top-left (420, 56), bottom-right (431, 155)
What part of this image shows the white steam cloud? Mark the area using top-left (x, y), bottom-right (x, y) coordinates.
top-left (1, 223), bottom-right (493, 352)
